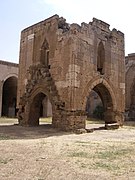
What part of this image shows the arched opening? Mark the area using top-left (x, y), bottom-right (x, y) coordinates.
top-left (86, 83), bottom-right (114, 126)
top-left (40, 95), bottom-right (52, 124)
top-left (40, 39), bottom-right (50, 68)
top-left (86, 90), bottom-right (104, 120)
top-left (28, 92), bottom-right (52, 126)
top-left (97, 41), bottom-right (105, 75)
top-left (128, 80), bottom-right (135, 120)
top-left (2, 76), bottom-right (17, 117)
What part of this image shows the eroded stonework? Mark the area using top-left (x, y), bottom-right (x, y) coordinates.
top-left (17, 14), bottom-right (125, 130)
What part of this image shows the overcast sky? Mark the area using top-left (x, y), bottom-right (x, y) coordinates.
top-left (0, 0), bottom-right (134, 63)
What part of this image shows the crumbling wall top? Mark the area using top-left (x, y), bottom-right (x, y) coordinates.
top-left (91, 17), bottom-right (110, 32)
top-left (20, 14), bottom-right (124, 42)
top-left (22, 14), bottom-right (59, 34)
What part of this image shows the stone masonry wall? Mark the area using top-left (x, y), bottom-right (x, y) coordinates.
top-left (17, 15), bottom-right (125, 130)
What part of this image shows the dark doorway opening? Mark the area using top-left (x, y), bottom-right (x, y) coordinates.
top-left (2, 76), bottom-right (17, 117)
top-left (86, 83), bottom-right (113, 127)
top-left (28, 92), bottom-right (52, 126)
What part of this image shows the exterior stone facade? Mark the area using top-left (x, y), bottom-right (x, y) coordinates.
top-left (125, 53), bottom-right (135, 120)
top-left (17, 14), bottom-right (125, 131)
top-left (0, 60), bottom-right (18, 117)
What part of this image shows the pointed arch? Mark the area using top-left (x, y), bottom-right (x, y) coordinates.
top-left (40, 39), bottom-right (50, 68)
top-left (97, 41), bottom-right (105, 75)
top-left (82, 78), bottom-right (117, 111)
top-left (2, 76), bottom-right (18, 117)
top-left (82, 78), bottom-right (118, 124)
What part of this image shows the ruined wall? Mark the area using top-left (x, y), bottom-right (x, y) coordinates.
top-left (56, 19), bottom-right (125, 113)
top-left (17, 15), bottom-right (125, 130)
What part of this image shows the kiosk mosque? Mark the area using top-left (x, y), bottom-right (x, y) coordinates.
top-left (0, 15), bottom-right (135, 131)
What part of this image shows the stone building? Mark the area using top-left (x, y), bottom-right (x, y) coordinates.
top-left (17, 14), bottom-right (125, 131)
top-left (0, 60), bottom-right (18, 117)
top-left (125, 53), bottom-right (135, 120)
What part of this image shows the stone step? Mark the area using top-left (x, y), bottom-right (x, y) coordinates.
top-left (105, 123), bottom-right (119, 130)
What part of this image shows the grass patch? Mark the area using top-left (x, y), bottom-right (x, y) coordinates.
top-left (39, 117), bottom-right (52, 124)
top-left (67, 142), bottom-right (135, 175)
top-left (94, 162), bottom-right (119, 171)
top-left (86, 117), bottom-right (104, 124)
top-left (97, 147), bottom-right (132, 160)
top-left (75, 141), bottom-right (89, 144)
top-left (0, 117), bottom-right (18, 124)
top-left (69, 151), bottom-right (90, 158)
top-left (0, 134), bottom-right (11, 140)
top-left (0, 158), bottom-right (13, 164)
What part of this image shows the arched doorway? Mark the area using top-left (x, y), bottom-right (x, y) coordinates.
top-left (2, 76), bottom-right (17, 117)
top-left (84, 80), bottom-right (116, 127)
top-left (86, 90), bottom-right (103, 119)
top-left (27, 92), bottom-right (52, 126)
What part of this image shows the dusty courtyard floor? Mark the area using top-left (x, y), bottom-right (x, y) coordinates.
top-left (0, 118), bottom-right (135, 180)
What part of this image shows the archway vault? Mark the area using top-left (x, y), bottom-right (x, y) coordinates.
top-left (18, 64), bottom-right (65, 127)
top-left (82, 77), bottom-right (117, 111)
top-left (28, 85), bottom-right (55, 107)
top-left (2, 76), bottom-right (18, 117)
top-left (81, 77), bottom-right (121, 124)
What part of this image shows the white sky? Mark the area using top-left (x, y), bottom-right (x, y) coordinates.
top-left (0, 0), bottom-right (134, 63)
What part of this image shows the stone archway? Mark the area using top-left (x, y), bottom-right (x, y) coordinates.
top-left (18, 64), bottom-right (65, 128)
top-left (92, 83), bottom-right (114, 123)
top-left (2, 76), bottom-right (17, 117)
top-left (27, 92), bottom-right (52, 126)
top-left (82, 78), bottom-right (123, 125)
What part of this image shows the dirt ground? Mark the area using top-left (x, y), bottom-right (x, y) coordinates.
top-left (0, 118), bottom-right (135, 180)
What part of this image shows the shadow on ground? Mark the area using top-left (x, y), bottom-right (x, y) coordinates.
top-left (0, 124), bottom-right (72, 140)
top-left (1, 120), bottom-right (134, 140)
top-left (0, 121), bottom-right (107, 140)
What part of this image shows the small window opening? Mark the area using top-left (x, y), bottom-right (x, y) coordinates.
top-left (97, 42), bottom-right (105, 75)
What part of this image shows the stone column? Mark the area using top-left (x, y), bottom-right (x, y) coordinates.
top-left (104, 109), bottom-right (115, 124)
top-left (52, 110), bottom-right (86, 131)
top-left (0, 80), bottom-right (3, 117)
